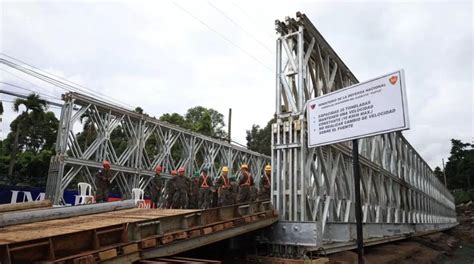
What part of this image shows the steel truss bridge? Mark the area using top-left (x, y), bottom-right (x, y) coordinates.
top-left (38, 11), bottom-right (457, 259)
top-left (261, 12), bottom-right (457, 256)
top-left (45, 92), bottom-right (270, 204)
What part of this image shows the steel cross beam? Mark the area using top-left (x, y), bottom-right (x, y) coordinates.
top-left (270, 12), bottom-right (456, 252)
top-left (45, 92), bottom-right (270, 204)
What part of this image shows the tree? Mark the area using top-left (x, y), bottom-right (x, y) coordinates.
top-left (8, 94), bottom-right (48, 177)
top-left (433, 166), bottom-right (445, 185)
top-left (246, 118), bottom-right (275, 156)
top-left (134, 107), bottom-right (144, 114)
top-left (159, 107), bottom-right (228, 140)
top-left (445, 139), bottom-right (474, 190)
top-left (184, 106), bottom-right (227, 139)
top-left (1, 94), bottom-right (59, 186)
top-left (160, 113), bottom-right (188, 128)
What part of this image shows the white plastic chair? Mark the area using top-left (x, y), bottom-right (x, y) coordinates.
top-left (132, 188), bottom-right (145, 208)
top-left (77, 182), bottom-right (93, 205)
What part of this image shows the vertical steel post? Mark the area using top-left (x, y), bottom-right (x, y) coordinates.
top-left (352, 139), bottom-right (364, 263)
top-left (228, 108), bottom-right (232, 143)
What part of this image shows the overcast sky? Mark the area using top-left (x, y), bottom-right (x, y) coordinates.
top-left (0, 0), bottom-right (472, 169)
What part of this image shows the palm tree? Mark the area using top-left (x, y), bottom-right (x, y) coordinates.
top-left (8, 93), bottom-right (47, 177)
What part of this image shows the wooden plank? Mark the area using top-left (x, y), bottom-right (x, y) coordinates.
top-left (72, 254), bottom-right (95, 264)
top-left (161, 235), bottom-right (174, 244)
top-left (223, 221), bottom-right (234, 229)
top-left (98, 248), bottom-right (117, 261)
top-left (188, 229), bottom-right (201, 238)
top-left (0, 208), bottom-right (197, 245)
top-left (174, 231), bottom-right (187, 240)
top-left (0, 200), bottom-right (51, 213)
top-left (141, 238), bottom-right (157, 249)
top-left (122, 243), bottom-right (139, 254)
top-left (202, 227), bottom-right (213, 235)
top-left (212, 224), bottom-right (224, 232)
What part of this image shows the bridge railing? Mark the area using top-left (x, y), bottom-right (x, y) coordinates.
top-left (45, 92), bottom-right (270, 204)
top-left (271, 12), bottom-right (456, 247)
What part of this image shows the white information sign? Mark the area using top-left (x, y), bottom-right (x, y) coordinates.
top-left (307, 70), bottom-right (409, 148)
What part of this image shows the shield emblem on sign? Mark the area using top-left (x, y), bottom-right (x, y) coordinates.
top-left (389, 76), bottom-right (398, 85)
top-left (310, 104), bottom-right (316, 109)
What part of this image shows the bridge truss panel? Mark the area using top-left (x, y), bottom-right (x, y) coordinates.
top-left (271, 12), bottom-right (456, 248)
top-left (45, 92), bottom-right (270, 204)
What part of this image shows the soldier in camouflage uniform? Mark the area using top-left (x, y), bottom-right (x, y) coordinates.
top-left (215, 166), bottom-right (233, 206)
top-left (149, 165), bottom-right (163, 208)
top-left (188, 171), bottom-right (200, 209)
top-left (198, 168), bottom-right (214, 209)
top-left (230, 175), bottom-right (239, 204)
top-left (170, 167), bottom-right (189, 209)
top-left (95, 160), bottom-right (112, 203)
top-left (258, 165), bottom-right (272, 200)
top-left (165, 170), bottom-right (177, 208)
top-left (238, 164), bottom-right (254, 203)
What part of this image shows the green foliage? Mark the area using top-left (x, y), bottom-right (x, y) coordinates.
top-left (6, 111), bottom-right (58, 153)
top-left (160, 106), bottom-right (228, 139)
top-left (434, 166), bottom-right (444, 185)
top-left (453, 189), bottom-right (474, 204)
top-left (445, 139), bottom-right (474, 190)
top-left (160, 113), bottom-right (188, 128)
top-left (0, 93), bottom-right (58, 186)
top-left (246, 118), bottom-right (275, 156)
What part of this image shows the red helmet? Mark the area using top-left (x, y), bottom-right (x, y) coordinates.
top-left (102, 160), bottom-right (111, 169)
top-left (171, 170), bottom-right (177, 176)
top-left (178, 167), bottom-right (185, 174)
top-left (155, 165), bottom-right (163, 173)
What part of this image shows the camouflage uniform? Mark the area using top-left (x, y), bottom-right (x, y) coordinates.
top-left (215, 174), bottom-right (233, 206)
top-left (198, 172), bottom-right (214, 209)
top-left (149, 173), bottom-right (163, 208)
top-left (164, 179), bottom-right (175, 208)
top-left (258, 172), bottom-right (271, 200)
top-left (238, 171), bottom-right (254, 203)
top-left (230, 177), bottom-right (239, 204)
top-left (95, 169), bottom-right (111, 203)
top-left (188, 173), bottom-right (200, 209)
top-left (170, 175), bottom-right (189, 209)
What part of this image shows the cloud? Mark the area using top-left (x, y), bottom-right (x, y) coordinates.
top-left (0, 0), bottom-right (472, 170)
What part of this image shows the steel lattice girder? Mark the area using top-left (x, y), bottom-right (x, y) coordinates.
top-left (45, 92), bottom-right (270, 204)
top-left (270, 12), bottom-right (456, 248)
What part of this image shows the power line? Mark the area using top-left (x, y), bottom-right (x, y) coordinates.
top-left (207, 1), bottom-right (273, 54)
top-left (0, 53), bottom-right (134, 109)
top-left (0, 67), bottom-right (63, 99)
top-left (231, 2), bottom-right (276, 41)
top-left (0, 89), bottom-right (64, 108)
top-left (1, 99), bottom-right (62, 109)
top-left (0, 81), bottom-right (62, 101)
top-left (172, 1), bottom-right (273, 72)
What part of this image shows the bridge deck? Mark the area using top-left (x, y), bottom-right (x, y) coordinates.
top-left (0, 200), bottom-right (276, 264)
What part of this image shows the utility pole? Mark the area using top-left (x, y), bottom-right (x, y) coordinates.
top-left (228, 108), bottom-right (232, 143)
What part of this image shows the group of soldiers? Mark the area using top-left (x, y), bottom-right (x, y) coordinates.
top-left (148, 164), bottom-right (272, 209)
top-left (94, 160), bottom-right (272, 209)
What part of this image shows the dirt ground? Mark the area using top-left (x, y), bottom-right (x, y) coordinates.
top-left (328, 201), bottom-right (474, 264)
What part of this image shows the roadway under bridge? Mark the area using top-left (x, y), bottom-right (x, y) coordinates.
top-left (0, 11), bottom-right (457, 264)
